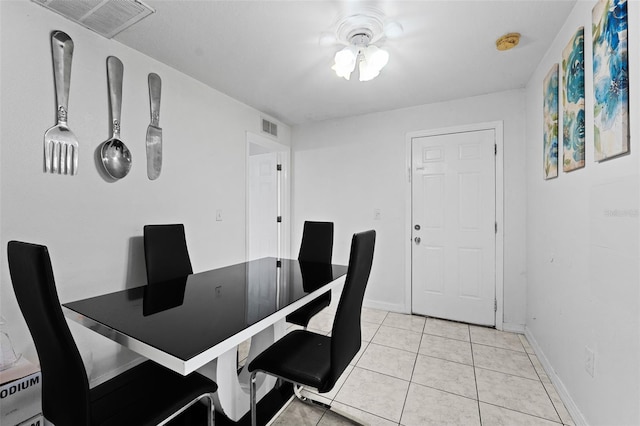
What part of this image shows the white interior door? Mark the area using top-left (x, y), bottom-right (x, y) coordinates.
top-left (246, 132), bottom-right (291, 261)
top-left (248, 152), bottom-right (278, 260)
top-left (411, 129), bottom-right (496, 326)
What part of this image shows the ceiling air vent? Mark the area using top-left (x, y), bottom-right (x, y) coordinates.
top-left (31, 0), bottom-right (155, 39)
top-left (262, 118), bottom-right (278, 138)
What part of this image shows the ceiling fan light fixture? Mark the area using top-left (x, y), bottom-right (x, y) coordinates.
top-left (326, 9), bottom-right (400, 82)
top-left (358, 60), bottom-right (379, 82)
top-left (358, 45), bottom-right (389, 81)
top-left (332, 46), bottom-right (358, 80)
top-left (364, 45), bottom-right (389, 71)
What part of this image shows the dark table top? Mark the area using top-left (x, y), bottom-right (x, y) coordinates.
top-left (63, 258), bottom-right (348, 373)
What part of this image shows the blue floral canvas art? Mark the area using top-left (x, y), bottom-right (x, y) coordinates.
top-left (592, 0), bottom-right (628, 161)
top-left (562, 27), bottom-right (585, 172)
top-left (543, 64), bottom-right (559, 180)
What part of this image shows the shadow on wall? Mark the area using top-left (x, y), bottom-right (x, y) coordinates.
top-left (125, 236), bottom-right (146, 288)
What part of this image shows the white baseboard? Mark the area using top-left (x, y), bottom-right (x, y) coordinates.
top-left (363, 299), bottom-right (407, 314)
top-left (524, 327), bottom-right (587, 426)
top-left (502, 322), bottom-right (525, 333)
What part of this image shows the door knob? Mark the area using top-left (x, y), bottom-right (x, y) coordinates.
top-left (414, 237), bottom-right (421, 244)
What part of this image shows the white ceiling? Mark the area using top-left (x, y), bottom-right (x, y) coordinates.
top-left (114, 0), bottom-right (577, 126)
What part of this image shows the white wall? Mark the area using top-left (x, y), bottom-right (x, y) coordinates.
top-left (291, 90), bottom-right (528, 328)
top-left (524, 1), bottom-right (639, 425)
top-left (0, 1), bottom-right (289, 384)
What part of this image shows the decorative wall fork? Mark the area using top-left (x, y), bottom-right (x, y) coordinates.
top-left (44, 31), bottom-right (78, 175)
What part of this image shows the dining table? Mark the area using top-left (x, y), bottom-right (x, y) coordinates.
top-left (62, 257), bottom-right (348, 422)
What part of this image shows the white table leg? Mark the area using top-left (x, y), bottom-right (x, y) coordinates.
top-left (197, 319), bottom-right (286, 421)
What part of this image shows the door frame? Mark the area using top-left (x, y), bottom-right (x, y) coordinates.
top-left (245, 131), bottom-right (291, 261)
top-left (404, 121), bottom-right (504, 330)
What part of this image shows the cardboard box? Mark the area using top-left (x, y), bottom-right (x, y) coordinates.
top-left (0, 359), bottom-right (42, 426)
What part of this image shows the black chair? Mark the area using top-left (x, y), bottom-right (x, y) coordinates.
top-left (249, 230), bottom-right (376, 426)
top-left (298, 221), bottom-right (333, 264)
top-left (7, 241), bottom-right (217, 426)
top-left (285, 221), bottom-right (334, 328)
top-left (144, 224), bottom-right (193, 284)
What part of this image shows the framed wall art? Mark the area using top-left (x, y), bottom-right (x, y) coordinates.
top-left (543, 64), bottom-right (559, 179)
top-left (592, 0), bottom-right (629, 161)
top-left (562, 27), bottom-right (585, 172)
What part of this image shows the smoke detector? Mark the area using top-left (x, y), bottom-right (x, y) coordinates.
top-left (496, 33), bottom-right (521, 51)
top-left (31, 0), bottom-right (155, 39)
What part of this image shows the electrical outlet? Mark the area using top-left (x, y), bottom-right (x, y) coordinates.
top-left (585, 346), bottom-right (595, 377)
top-left (374, 209), bottom-right (381, 220)
top-left (216, 210), bottom-right (223, 221)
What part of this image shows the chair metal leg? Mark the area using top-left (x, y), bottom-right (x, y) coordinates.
top-left (292, 385), bottom-right (368, 426)
top-left (207, 393), bottom-right (215, 426)
top-left (251, 373), bottom-right (368, 425)
top-left (157, 393), bottom-right (216, 426)
top-left (250, 371), bottom-right (258, 426)
top-left (293, 384), bottom-right (330, 409)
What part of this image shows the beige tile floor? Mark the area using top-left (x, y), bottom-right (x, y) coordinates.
top-left (241, 308), bottom-right (575, 426)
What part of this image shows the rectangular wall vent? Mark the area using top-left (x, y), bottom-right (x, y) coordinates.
top-left (31, 0), bottom-right (155, 39)
top-left (262, 118), bottom-right (278, 138)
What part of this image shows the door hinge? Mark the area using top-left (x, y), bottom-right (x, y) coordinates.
top-left (277, 216), bottom-right (282, 223)
top-left (494, 299), bottom-right (497, 312)
top-left (494, 144), bottom-right (497, 155)
top-left (495, 222), bottom-right (498, 234)
top-left (277, 164), bottom-right (282, 171)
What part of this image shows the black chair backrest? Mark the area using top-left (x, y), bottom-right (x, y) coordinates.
top-left (298, 221), bottom-right (333, 263)
top-left (298, 261), bottom-right (334, 292)
top-left (144, 224), bottom-right (193, 284)
top-left (326, 230), bottom-right (375, 390)
top-left (7, 241), bottom-right (91, 426)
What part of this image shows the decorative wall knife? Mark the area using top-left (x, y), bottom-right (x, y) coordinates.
top-left (146, 73), bottom-right (162, 180)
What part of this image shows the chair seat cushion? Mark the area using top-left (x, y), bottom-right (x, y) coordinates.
top-left (90, 361), bottom-right (216, 426)
top-left (285, 293), bottom-right (331, 327)
top-left (248, 330), bottom-right (331, 391)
